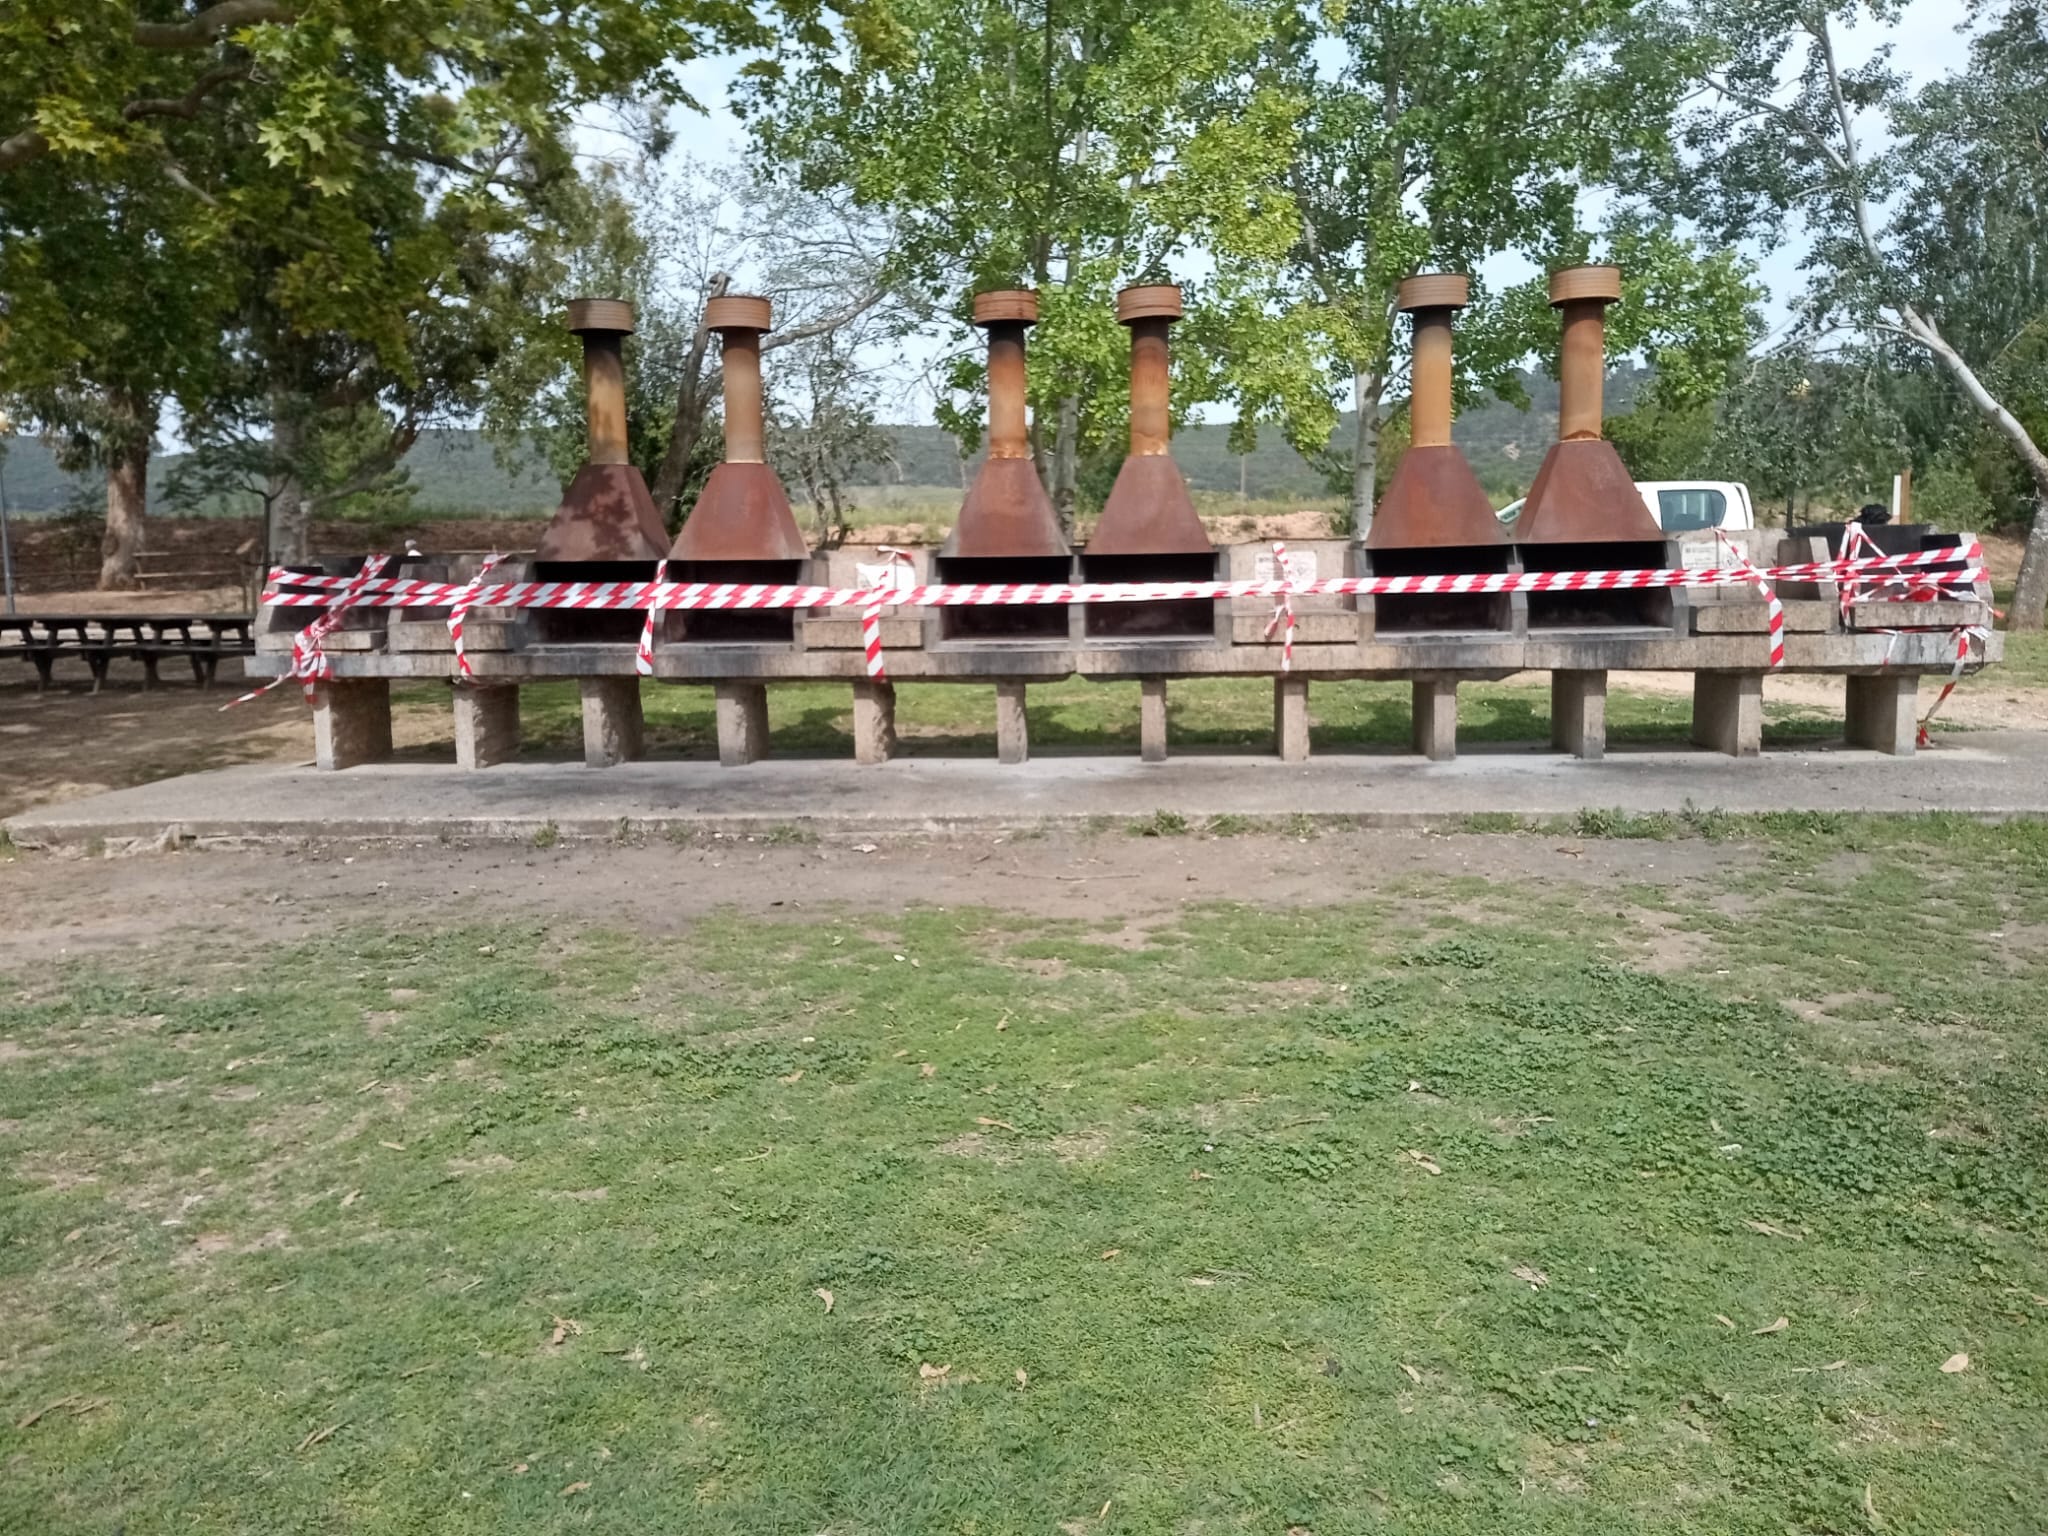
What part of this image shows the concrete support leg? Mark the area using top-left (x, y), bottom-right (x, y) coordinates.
top-left (1691, 672), bottom-right (1763, 757)
top-left (996, 680), bottom-right (1030, 765)
top-left (1411, 677), bottom-right (1459, 762)
top-left (453, 683), bottom-right (521, 770)
top-left (580, 676), bottom-right (645, 767)
top-left (1845, 673), bottom-right (1919, 756)
top-left (1550, 669), bottom-right (1608, 762)
top-left (852, 679), bottom-right (897, 765)
top-left (310, 679), bottom-right (393, 771)
top-left (1274, 677), bottom-right (1310, 762)
top-left (714, 681), bottom-right (771, 767)
top-left (1140, 677), bottom-right (1169, 763)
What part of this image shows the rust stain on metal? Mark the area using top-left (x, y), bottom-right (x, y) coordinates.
top-left (1514, 265), bottom-right (1663, 545)
top-left (1090, 284), bottom-right (1211, 558)
top-left (949, 289), bottom-right (1069, 560)
top-left (1367, 274), bottom-right (1504, 551)
top-left (535, 298), bottom-right (668, 563)
top-left (671, 294), bottom-right (811, 562)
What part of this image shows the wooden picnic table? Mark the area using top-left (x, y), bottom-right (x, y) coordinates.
top-left (0, 612), bottom-right (256, 691)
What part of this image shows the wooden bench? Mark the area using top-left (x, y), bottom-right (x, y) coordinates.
top-left (0, 613), bottom-right (256, 692)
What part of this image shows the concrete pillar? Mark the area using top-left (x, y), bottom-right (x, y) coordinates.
top-left (1140, 677), bottom-right (1169, 763)
top-left (1274, 677), bottom-right (1310, 762)
top-left (1550, 669), bottom-right (1608, 761)
top-left (715, 681), bottom-right (771, 767)
top-left (1845, 673), bottom-right (1919, 756)
top-left (580, 676), bottom-right (645, 767)
top-left (1691, 671), bottom-right (1763, 757)
top-left (852, 679), bottom-right (897, 765)
top-left (453, 683), bottom-right (521, 770)
top-left (996, 680), bottom-right (1029, 765)
top-left (1411, 676), bottom-right (1458, 762)
top-left (310, 679), bottom-right (393, 771)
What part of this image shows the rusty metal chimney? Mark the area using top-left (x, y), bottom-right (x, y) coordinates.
top-left (533, 298), bottom-right (669, 563)
top-left (1513, 266), bottom-right (1662, 544)
top-left (946, 290), bottom-right (1069, 560)
top-left (669, 295), bottom-right (809, 563)
top-left (1366, 274), bottom-right (1504, 550)
top-left (1088, 285), bottom-right (1211, 556)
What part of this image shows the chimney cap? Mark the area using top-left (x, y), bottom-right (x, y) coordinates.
top-left (972, 289), bottom-right (1040, 327)
top-left (1116, 284), bottom-right (1184, 324)
top-left (1397, 273), bottom-right (1471, 313)
top-left (566, 297), bottom-right (635, 336)
top-left (704, 294), bottom-right (773, 334)
top-left (1548, 265), bottom-right (1623, 307)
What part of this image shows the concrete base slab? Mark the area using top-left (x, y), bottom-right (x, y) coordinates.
top-left (11, 735), bottom-right (2047, 851)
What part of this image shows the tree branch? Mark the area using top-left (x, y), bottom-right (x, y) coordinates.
top-left (122, 60), bottom-right (252, 122)
top-left (134, 1), bottom-right (294, 50)
top-left (303, 414), bottom-right (422, 515)
top-left (351, 134), bottom-right (540, 189)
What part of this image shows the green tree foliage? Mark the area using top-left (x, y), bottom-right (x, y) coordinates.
top-left (1205, 0), bottom-right (1759, 533)
top-left (1679, 0), bottom-right (2048, 624)
top-left (736, 0), bottom-right (1296, 528)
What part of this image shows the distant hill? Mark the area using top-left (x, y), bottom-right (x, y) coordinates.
top-left (0, 366), bottom-right (1643, 515)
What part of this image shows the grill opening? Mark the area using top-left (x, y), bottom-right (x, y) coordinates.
top-left (1079, 553), bottom-right (1218, 639)
top-left (1366, 545), bottom-right (1515, 635)
top-left (1520, 541), bottom-right (1673, 629)
top-left (661, 560), bottom-right (804, 643)
top-left (936, 556), bottom-right (1073, 641)
top-left (533, 560), bottom-right (660, 643)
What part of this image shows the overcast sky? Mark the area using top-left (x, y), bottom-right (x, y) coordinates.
top-left (642, 0), bottom-right (1982, 426)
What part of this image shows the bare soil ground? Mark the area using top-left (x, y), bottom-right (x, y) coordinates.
top-left (0, 826), bottom-right (1749, 974)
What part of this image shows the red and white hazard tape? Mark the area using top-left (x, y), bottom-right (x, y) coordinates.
top-left (222, 554), bottom-right (392, 709)
top-left (450, 552), bottom-right (505, 680)
top-left (241, 544), bottom-right (1989, 703)
top-left (1714, 530), bottom-right (1786, 670)
top-left (861, 547), bottom-right (917, 681)
top-left (1261, 543), bottom-right (1299, 672)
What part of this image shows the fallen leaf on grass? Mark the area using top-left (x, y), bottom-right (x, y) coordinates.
top-left (919, 1062), bottom-right (935, 1078)
top-left (294, 1422), bottom-right (342, 1453)
top-left (512, 1463), bottom-right (528, 1475)
top-left (1189, 1169), bottom-right (1213, 1181)
top-left (1863, 1484), bottom-right (1879, 1525)
top-left (1406, 1150), bottom-right (1443, 1176)
top-left (549, 1316), bottom-right (583, 1348)
top-left (815, 1288), bottom-right (834, 1314)
top-left (1186, 1276), bottom-right (1216, 1287)
top-left (560, 1480), bottom-right (590, 1497)
top-left (378, 1140), bottom-right (405, 1152)
top-left (1940, 1352), bottom-right (1971, 1374)
top-left (1714, 1315), bottom-right (1735, 1329)
top-left (1511, 1265), bottom-right (1549, 1290)
top-left (1792, 1360), bottom-right (1851, 1374)
top-left (1752, 1317), bottom-right (1789, 1335)
top-left (339, 1189), bottom-right (361, 1208)
top-left (1100, 1248), bottom-right (1121, 1261)
top-left (1015, 1369), bottom-right (1028, 1388)
top-left (919, 1363), bottom-right (951, 1384)
top-left (852, 843), bottom-right (878, 854)
top-left (1744, 1218), bottom-right (1805, 1241)
top-left (976, 1116), bottom-right (1018, 1131)
top-left (1399, 1363), bottom-right (1422, 1385)
top-left (779, 1069), bottom-right (804, 1085)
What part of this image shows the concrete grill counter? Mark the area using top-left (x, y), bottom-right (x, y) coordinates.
top-left (249, 273), bottom-right (2004, 772)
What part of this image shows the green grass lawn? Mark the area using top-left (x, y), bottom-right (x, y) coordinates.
top-left (2, 822), bottom-right (2044, 1533)
top-left (392, 675), bottom-right (1846, 760)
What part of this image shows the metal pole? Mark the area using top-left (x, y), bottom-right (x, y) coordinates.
top-left (0, 453), bottom-right (16, 615)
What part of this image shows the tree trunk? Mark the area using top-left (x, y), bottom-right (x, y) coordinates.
top-left (1051, 394), bottom-right (1080, 537)
top-left (97, 411), bottom-right (150, 590)
top-left (270, 403), bottom-right (310, 563)
top-left (2012, 488), bottom-right (2048, 632)
top-left (1348, 371), bottom-right (1384, 542)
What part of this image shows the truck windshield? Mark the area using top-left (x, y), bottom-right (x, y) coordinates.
top-left (1657, 488), bottom-right (1726, 531)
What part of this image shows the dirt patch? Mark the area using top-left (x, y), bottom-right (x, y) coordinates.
top-left (1049, 1129), bottom-right (1113, 1163)
top-left (933, 1132), bottom-right (1012, 1164)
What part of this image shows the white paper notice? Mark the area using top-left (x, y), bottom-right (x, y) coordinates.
top-left (1253, 550), bottom-right (1318, 583)
top-left (855, 561), bottom-right (919, 592)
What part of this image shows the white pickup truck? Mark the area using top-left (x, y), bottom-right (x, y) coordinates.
top-left (1496, 480), bottom-right (1756, 532)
